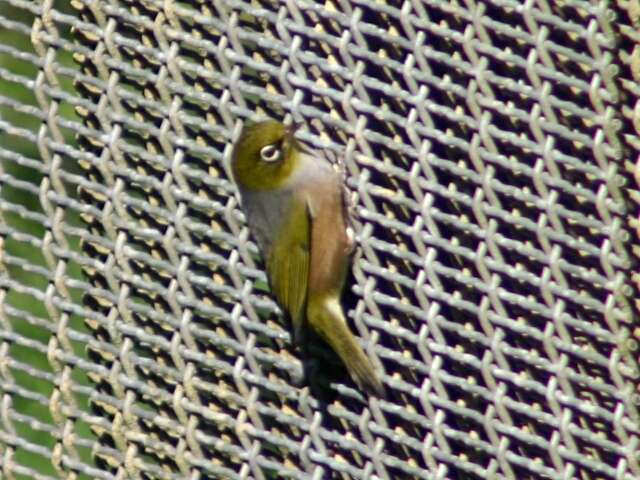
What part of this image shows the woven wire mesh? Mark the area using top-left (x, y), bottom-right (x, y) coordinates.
top-left (0, 0), bottom-right (639, 479)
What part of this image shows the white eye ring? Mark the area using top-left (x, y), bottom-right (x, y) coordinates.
top-left (260, 144), bottom-right (281, 162)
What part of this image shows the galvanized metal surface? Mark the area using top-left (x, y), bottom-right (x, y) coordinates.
top-left (0, 0), bottom-right (639, 479)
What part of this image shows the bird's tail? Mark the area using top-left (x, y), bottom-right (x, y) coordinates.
top-left (307, 297), bottom-right (384, 396)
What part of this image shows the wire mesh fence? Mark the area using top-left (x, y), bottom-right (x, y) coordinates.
top-left (0, 0), bottom-right (639, 479)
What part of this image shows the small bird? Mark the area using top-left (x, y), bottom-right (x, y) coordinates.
top-left (231, 119), bottom-right (384, 396)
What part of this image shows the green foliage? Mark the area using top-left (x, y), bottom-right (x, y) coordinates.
top-left (0, 1), bottom-right (95, 477)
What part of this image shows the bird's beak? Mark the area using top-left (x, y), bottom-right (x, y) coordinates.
top-left (286, 122), bottom-right (302, 138)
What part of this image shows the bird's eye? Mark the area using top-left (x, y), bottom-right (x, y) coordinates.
top-left (260, 144), bottom-right (281, 163)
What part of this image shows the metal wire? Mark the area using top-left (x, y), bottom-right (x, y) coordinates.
top-left (0, 0), bottom-right (638, 479)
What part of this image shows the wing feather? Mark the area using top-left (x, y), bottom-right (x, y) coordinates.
top-left (265, 199), bottom-right (310, 343)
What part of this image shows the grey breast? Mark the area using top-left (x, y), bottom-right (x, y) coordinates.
top-left (240, 188), bottom-right (295, 256)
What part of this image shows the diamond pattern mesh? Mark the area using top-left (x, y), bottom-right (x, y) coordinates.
top-left (0, 0), bottom-right (639, 479)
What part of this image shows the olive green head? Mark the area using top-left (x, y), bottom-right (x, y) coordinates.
top-left (231, 119), bottom-right (303, 191)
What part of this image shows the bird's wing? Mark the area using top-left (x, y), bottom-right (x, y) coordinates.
top-left (265, 198), bottom-right (310, 344)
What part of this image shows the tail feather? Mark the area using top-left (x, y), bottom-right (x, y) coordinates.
top-left (308, 297), bottom-right (384, 396)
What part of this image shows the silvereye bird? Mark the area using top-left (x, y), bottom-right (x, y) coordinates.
top-left (231, 119), bottom-right (384, 396)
